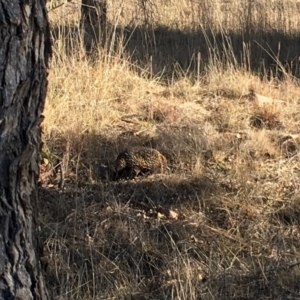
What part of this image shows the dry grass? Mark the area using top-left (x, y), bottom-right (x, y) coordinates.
top-left (40, 0), bottom-right (300, 299)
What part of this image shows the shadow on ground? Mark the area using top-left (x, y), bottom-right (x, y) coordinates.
top-left (39, 179), bottom-right (300, 299)
top-left (39, 127), bottom-right (300, 299)
top-left (51, 23), bottom-right (300, 79)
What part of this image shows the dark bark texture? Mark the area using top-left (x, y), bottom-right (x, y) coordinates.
top-left (0, 0), bottom-right (51, 299)
top-left (81, 0), bottom-right (107, 51)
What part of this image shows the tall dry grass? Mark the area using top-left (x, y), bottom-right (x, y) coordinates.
top-left (41, 0), bottom-right (300, 299)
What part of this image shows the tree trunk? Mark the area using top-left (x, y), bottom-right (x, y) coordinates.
top-left (81, 0), bottom-right (107, 52)
top-left (0, 0), bottom-right (51, 299)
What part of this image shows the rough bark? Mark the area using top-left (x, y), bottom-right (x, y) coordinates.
top-left (80, 0), bottom-right (107, 51)
top-left (0, 0), bottom-right (51, 299)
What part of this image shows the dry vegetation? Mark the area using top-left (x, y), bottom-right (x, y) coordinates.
top-left (41, 0), bottom-right (300, 299)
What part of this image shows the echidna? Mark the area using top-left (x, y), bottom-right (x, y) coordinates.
top-left (114, 147), bottom-right (167, 180)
